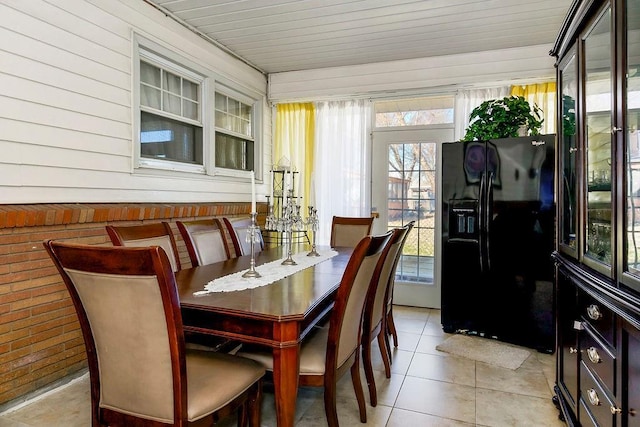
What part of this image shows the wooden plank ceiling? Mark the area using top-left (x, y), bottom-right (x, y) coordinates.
top-left (145, 0), bottom-right (573, 74)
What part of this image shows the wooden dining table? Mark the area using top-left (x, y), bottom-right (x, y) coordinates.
top-left (175, 244), bottom-right (351, 427)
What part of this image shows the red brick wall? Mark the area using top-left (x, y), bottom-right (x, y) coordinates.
top-left (0, 202), bottom-right (263, 406)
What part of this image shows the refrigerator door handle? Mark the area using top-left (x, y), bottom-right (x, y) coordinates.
top-left (478, 172), bottom-right (486, 273)
top-left (485, 171), bottom-right (494, 271)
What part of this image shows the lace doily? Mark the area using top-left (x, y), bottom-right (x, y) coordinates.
top-left (193, 249), bottom-right (339, 294)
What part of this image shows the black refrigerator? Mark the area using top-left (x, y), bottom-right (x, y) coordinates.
top-left (441, 135), bottom-right (556, 353)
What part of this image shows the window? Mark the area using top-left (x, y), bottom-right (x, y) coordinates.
top-left (138, 52), bottom-right (205, 171)
top-left (375, 96), bottom-right (454, 127)
top-left (215, 90), bottom-right (254, 171)
top-left (135, 35), bottom-right (262, 177)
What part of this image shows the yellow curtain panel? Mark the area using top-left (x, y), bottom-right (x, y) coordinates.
top-left (274, 103), bottom-right (315, 210)
top-left (510, 82), bottom-right (557, 135)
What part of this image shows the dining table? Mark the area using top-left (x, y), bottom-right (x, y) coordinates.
top-left (175, 244), bottom-right (352, 427)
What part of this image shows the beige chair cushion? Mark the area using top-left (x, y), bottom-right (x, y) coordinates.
top-left (237, 327), bottom-right (328, 377)
top-left (191, 229), bottom-right (227, 265)
top-left (186, 350), bottom-right (265, 422)
top-left (332, 224), bottom-right (370, 248)
top-left (121, 236), bottom-right (179, 272)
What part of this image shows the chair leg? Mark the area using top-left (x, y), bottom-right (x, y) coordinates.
top-left (387, 310), bottom-right (399, 348)
top-left (324, 380), bottom-right (339, 427)
top-left (248, 382), bottom-right (262, 427)
top-left (361, 336), bottom-right (377, 407)
top-left (350, 354), bottom-right (367, 423)
top-left (237, 403), bottom-right (248, 427)
top-left (377, 329), bottom-right (391, 379)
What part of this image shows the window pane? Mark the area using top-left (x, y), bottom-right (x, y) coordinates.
top-left (141, 86), bottom-right (161, 110)
top-left (140, 61), bottom-right (160, 87)
top-left (229, 98), bottom-right (240, 116)
top-left (182, 80), bottom-right (198, 101)
top-left (215, 133), bottom-right (254, 170)
top-left (164, 93), bottom-right (182, 116)
top-left (141, 112), bottom-right (202, 164)
top-left (164, 71), bottom-right (181, 96)
top-left (215, 93), bottom-right (226, 111)
top-left (183, 100), bottom-right (198, 120)
top-left (375, 96), bottom-right (455, 127)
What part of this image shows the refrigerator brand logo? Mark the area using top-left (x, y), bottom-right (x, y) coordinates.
top-left (531, 140), bottom-right (546, 146)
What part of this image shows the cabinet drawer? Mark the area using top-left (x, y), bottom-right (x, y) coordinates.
top-left (580, 362), bottom-right (616, 427)
top-left (579, 290), bottom-right (615, 345)
top-left (580, 327), bottom-right (615, 393)
top-left (579, 399), bottom-right (599, 427)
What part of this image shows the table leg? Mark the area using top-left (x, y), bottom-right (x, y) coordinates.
top-left (272, 344), bottom-right (300, 427)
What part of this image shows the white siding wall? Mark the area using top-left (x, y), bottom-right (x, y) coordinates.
top-left (0, 0), bottom-right (269, 204)
top-left (268, 44), bottom-right (557, 102)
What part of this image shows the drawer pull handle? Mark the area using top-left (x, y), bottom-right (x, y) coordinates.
top-left (569, 347), bottom-right (578, 354)
top-left (587, 304), bottom-right (602, 320)
top-left (610, 405), bottom-right (622, 415)
top-left (587, 347), bottom-right (601, 364)
top-left (587, 389), bottom-right (601, 406)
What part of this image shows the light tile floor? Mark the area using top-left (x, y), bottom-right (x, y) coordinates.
top-left (0, 307), bottom-right (564, 427)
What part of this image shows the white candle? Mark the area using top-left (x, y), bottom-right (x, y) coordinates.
top-left (250, 170), bottom-right (256, 213)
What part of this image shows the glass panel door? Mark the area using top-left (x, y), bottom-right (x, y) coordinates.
top-left (559, 49), bottom-right (579, 257)
top-left (584, 6), bottom-right (613, 271)
top-left (624, 0), bottom-right (640, 289)
top-left (371, 127), bottom-right (453, 308)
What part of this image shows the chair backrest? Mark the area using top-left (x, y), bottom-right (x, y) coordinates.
top-left (328, 231), bottom-right (392, 369)
top-left (386, 221), bottom-right (416, 309)
top-left (43, 240), bottom-right (187, 425)
top-left (366, 222), bottom-right (414, 333)
top-left (105, 222), bottom-right (181, 272)
top-left (330, 216), bottom-right (374, 248)
top-left (223, 217), bottom-right (264, 257)
top-left (176, 218), bottom-right (231, 267)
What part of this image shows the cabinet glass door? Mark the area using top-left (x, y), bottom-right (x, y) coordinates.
top-left (624, 0), bottom-right (640, 287)
top-left (584, 7), bottom-right (613, 270)
top-left (559, 50), bottom-right (578, 257)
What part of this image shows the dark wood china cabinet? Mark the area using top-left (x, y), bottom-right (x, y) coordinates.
top-left (551, 0), bottom-right (640, 425)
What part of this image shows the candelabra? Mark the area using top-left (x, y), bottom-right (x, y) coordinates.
top-left (241, 212), bottom-right (262, 278)
top-left (265, 193), bottom-right (320, 263)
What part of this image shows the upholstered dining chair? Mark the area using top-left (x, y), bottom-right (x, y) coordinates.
top-left (176, 218), bottom-right (231, 267)
top-left (238, 231), bottom-right (392, 427)
top-left (105, 222), bottom-right (181, 272)
top-left (361, 221), bottom-right (414, 407)
top-left (222, 217), bottom-right (264, 257)
top-left (385, 221), bottom-right (415, 354)
top-left (329, 216), bottom-right (374, 248)
top-left (43, 240), bottom-right (265, 427)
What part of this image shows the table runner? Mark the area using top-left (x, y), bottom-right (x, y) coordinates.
top-left (193, 249), bottom-right (339, 294)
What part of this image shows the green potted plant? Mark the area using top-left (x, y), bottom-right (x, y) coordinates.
top-left (462, 95), bottom-right (544, 141)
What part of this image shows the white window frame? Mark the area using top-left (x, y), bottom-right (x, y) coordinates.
top-left (133, 34), bottom-right (263, 179)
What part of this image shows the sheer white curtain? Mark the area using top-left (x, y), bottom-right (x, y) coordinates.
top-left (314, 99), bottom-right (371, 245)
top-left (454, 86), bottom-right (510, 141)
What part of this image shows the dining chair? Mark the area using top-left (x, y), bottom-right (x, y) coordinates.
top-left (329, 216), bottom-right (374, 248)
top-left (223, 217), bottom-right (264, 257)
top-left (43, 240), bottom-right (265, 427)
top-left (176, 218), bottom-right (231, 267)
top-left (385, 221), bottom-right (415, 354)
top-left (105, 222), bottom-right (181, 272)
top-left (237, 231), bottom-right (392, 427)
top-left (361, 221), bottom-right (414, 407)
